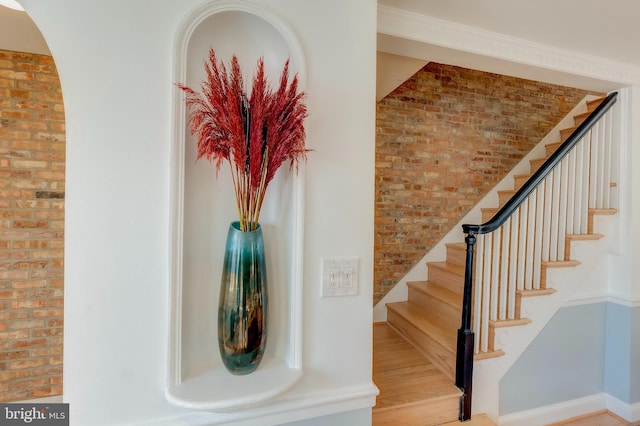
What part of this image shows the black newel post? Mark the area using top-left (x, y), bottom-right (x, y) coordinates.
top-left (456, 232), bottom-right (476, 421)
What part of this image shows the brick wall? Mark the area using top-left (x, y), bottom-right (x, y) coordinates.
top-left (0, 49), bottom-right (65, 401)
top-left (374, 62), bottom-right (598, 304)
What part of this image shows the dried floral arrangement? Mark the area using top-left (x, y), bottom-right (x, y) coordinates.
top-left (177, 49), bottom-right (309, 232)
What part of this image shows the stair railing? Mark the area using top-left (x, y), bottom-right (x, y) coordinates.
top-left (455, 92), bottom-right (619, 421)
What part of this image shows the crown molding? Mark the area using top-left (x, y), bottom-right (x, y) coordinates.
top-left (377, 5), bottom-right (640, 88)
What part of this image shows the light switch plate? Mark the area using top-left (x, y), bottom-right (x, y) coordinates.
top-left (321, 257), bottom-right (359, 297)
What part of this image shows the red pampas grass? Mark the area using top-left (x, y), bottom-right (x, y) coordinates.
top-left (177, 49), bottom-right (309, 231)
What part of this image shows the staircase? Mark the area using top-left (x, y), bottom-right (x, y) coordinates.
top-left (373, 95), bottom-right (619, 425)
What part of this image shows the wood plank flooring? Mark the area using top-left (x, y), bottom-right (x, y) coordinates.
top-left (373, 322), bottom-right (460, 425)
top-left (373, 323), bottom-right (636, 426)
top-left (441, 413), bottom-right (496, 425)
top-left (546, 409), bottom-right (636, 426)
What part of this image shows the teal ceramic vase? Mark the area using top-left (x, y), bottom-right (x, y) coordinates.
top-left (218, 221), bottom-right (268, 375)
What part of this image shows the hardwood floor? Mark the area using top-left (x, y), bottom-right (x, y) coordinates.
top-left (373, 323), bottom-right (635, 426)
top-left (440, 410), bottom-right (634, 425)
top-left (441, 413), bottom-right (496, 425)
top-left (546, 410), bottom-right (635, 426)
top-left (373, 322), bottom-right (460, 425)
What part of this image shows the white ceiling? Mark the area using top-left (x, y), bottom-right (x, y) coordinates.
top-left (0, 5), bottom-right (49, 55)
top-left (378, 0), bottom-right (640, 67)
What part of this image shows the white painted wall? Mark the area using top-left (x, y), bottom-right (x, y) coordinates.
top-left (605, 303), bottom-right (633, 403)
top-left (499, 302), bottom-right (640, 424)
top-left (500, 303), bottom-right (607, 415)
top-left (20, 0), bottom-right (377, 424)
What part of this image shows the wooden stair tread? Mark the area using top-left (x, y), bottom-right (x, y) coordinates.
top-left (513, 173), bottom-right (532, 185)
top-left (542, 259), bottom-right (581, 268)
top-left (408, 280), bottom-right (462, 308)
top-left (514, 172), bottom-right (531, 179)
top-left (546, 141), bottom-right (562, 150)
top-left (518, 288), bottom-right (556, 297)
top-left (586, 97), bottom-right (606, 111)
top-left (573, 111), bottom-right (591, 126)
top-left (589, 208), bottom-right (617, 216)
top-left (474, 349), bottom-right (505, 361)
top-left (387, 301), bottom-right (458, 351)
top-left (530, 158), bottom-right (546, 171)
top-left (445, 242), bottom-right (467, 266)
top-left (445, 242), bottom-right (466, 250)
top-left (490, 318), bottom-right (531, 328)
top-left (373, 323), bottom-right (460, 421)
top-left (428, 261), bottom-right (465, 276)
top-left (561, 126), bottom-right (577, 136)
top-left (427, 261), bottom-right (466, 295)
top-left (565, 233), bottom-right (604, 241)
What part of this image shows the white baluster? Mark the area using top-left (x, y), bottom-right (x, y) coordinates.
top-left (603, 110), bottom-right (613, 208)
top-left (481, 233), bottom-right (492, 353)
top-left (490, 228), bottom-right (500, 322)
top-left (557, 156), bottom-right (569, 261)
top-left (581, 131), bottom-right (591, 234)
top-left (508, 211), bottom-right (519, 318)
top-left (532, 185), bottom-right (544, 290)
top-left (525, 193), bottom-right (536, 288)
top-left (591, 121), bottom-right (602, 209)
top-left (550, 166), bottom-right (563, 261)
top-left (574, 140), bottom-right (585, 234)
top-left (566, 147), bottom-right (577, 235)
top-left (473, 234), bottom-right (484, 354)
top-left (542, 173), bottom-right (553, 261)
top-left (517, 204), bottom-right (527, 290)
top-left (499, 220), bottom-right (510, 321)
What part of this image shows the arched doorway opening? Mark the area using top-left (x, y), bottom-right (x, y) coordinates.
top-left (0, 4), bottom-right (65, 403)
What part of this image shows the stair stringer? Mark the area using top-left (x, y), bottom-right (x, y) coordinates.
top-left (471, 214), bottom-right (616, 422)
top-left (373, 94), bottom-right (602, 322)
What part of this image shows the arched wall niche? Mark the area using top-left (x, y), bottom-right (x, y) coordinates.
top-left (167, 0), bottom-right (306, 411)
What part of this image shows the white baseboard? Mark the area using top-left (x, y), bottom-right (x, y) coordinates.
top-left (498, 393), bottom-right (640, 425)
top-left (562, 293), bottom-right (640, 308)
top-left (606, 394), bottom-right (640, 423)
top-left (499, 394), bottom-right (606, 426)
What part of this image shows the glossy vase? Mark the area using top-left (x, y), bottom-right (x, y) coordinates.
top-left (218, 221), bottom-right (268, 375)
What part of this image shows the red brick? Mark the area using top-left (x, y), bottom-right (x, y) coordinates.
top-left (11, 338), bottom-right (47, 349)
top-left (0, 390), bottom-right (30, 403)
top-left (31, 385), bottom-right (62, 398)
top-left (0, 370), bottom-right (30, 381)
top-left (11, 378), bottom-right (50, 390)
top-left (8, 319), bottom-right (45, 330)
top-left (0, 350), bottom-right (29, 360)
top-left (9, 358), bottom-right (47, 370)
